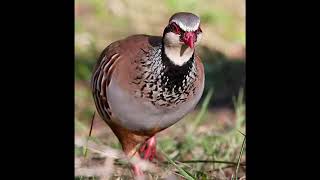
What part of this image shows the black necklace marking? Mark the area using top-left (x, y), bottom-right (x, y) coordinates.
top-left (132, 42), bottom-right (198, 107)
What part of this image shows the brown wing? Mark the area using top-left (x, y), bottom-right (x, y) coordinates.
top-left (91, 41), bottom-right (121, 121)
top-left (194, 53), bottom-right (205, 89)
top-left (91, 35), bottom-right (162, 122)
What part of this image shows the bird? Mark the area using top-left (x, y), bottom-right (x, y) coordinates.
top-left (91, 12), bottom-right (205, 177)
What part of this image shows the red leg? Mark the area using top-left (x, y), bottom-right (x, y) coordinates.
top-left (139, 136), bottom-right (157, 161)
top-left (131, 164), bottom-right (143, 177)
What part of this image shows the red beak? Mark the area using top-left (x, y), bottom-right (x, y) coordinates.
top-left (182, 32), bottom-right (195, 48)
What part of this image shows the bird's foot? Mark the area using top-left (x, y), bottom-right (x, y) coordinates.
top-left (139, 136), bottom-right (156, 161)
top-left (131, 164), bottom-right (144, 177)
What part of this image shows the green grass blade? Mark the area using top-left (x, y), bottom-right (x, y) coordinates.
top-left (235, 135), bottom-right (246, 179)
top-left (84, 112), bottom-right (95, 158)
top-left (233, 88), bottom-right (245, 130)
top-left (190, 88), bottom-right (214, 133)
top-left (159, 149), bottom-right (196, 180)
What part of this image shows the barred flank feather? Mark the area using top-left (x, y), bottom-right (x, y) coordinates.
top-left (91, 50), bottom-right (121, 122)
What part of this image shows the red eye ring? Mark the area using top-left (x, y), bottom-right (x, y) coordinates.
top-left (170, 22), bottom-right (181, 34)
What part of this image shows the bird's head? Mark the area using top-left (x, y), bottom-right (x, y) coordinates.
top-left (162, 12), bottom-right (202, 66)
top-left (163, 12), bottom-right (202, 49)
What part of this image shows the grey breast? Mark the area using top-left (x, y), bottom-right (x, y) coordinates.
top-left (107, 75), bottom-right (204, 132)
top-left (106, 45), bottom-right (204, 132)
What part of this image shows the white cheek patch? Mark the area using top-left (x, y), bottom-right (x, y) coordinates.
top-left (163, 32), bottom-right (181, 46)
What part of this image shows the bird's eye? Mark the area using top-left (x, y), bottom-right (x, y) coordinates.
top-left (170, 23), bottom-right (181, 34)
top-left (196, 27), bottom-right (202, 34)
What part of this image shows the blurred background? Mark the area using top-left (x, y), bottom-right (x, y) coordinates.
top-left (75, 0), bottom-right (245, 179)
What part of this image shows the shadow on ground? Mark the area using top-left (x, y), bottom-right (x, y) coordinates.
top-left (198, 46), bottom-right (245, 110)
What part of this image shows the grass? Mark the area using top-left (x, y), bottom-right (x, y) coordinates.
top-left (189, 88), bottom-right (214, 133)
top-left (160, 148), bottom-right (197, 180)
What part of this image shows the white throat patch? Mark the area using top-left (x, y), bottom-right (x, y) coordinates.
top-left (163, 32), bottom-right (195, 66)
top-left (164, 46), bottom-right (194, 66)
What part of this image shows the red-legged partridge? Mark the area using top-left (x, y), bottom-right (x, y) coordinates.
top-left (91, 12), bottom-right (205, 177)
